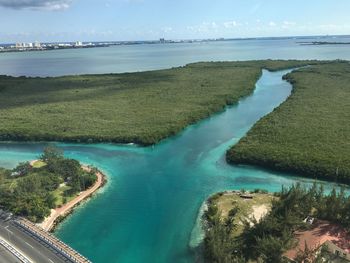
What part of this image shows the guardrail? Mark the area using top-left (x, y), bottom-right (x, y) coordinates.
top-left (13, 218), bottom-right (91, 263)
top-left (0, 238), bottom-right (32, 263)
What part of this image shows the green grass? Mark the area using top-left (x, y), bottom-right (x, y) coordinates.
top-left (227, 61), bottom-right (350, 184)
top-left (209, 191), bottom-right (275, 236)
top-left (0, 60), bottom-right (318, 145)
top-left (52, 184), bottom-right (76, 207)
top-left (32, 160), bottom-right (46, 168)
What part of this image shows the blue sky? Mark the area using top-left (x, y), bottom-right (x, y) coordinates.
top-left (0, 0), bottom-right (350, 42)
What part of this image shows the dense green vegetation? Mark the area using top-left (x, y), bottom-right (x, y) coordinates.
top-left (0, 146), bottom-right (97, 222)
top-left (0, 60), bottom-right (318, 145)
top-left (227, 61), bottom-right (350, 184)
top-left (204, 184), bottom-right (350, 263)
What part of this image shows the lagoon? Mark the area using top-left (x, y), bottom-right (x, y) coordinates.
top-left (0, 69), bottom-right (345, 263)
top-left (1, 36), bottom-right (350, 77)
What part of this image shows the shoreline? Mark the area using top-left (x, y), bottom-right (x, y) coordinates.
top-left (30, 160), bottom-right (107, 232)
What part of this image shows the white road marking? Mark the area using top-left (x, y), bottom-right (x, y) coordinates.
top-left (49, 259), bottom-right (54, 263)
top-left (5, 228), bottom-right (13, 235)
top-left (0, 238), bottom-right (33, 263)
top-left (25, 242), bottom-right (34, 249)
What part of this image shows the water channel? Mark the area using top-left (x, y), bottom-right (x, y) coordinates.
top-left (0, 68), bottom-right (342, 263)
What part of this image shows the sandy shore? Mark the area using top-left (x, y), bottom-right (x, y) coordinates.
top-left (30, 160), bottom-right (106, 231)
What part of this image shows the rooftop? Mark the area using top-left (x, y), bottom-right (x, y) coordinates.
top-left (285, 220), bottom-right (350, 260)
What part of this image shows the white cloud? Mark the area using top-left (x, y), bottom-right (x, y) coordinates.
top-left (187, 22), bottom-right (219, 33)
top-left (210, 22), bottom-right (218, 29)
top-left (269, 21), bottom-right (276, 27)
top-left (0, 0), bottom-right (73, 10)
top-left (283, 21), bottom-right (296, 26)
top-left (223, 21), bottom-right (238, 29)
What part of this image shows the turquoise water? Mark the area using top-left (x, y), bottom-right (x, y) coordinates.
top-left (1, 36), bottom-right (350, 77)
top-left (0, 69), bottom-right (344, 262)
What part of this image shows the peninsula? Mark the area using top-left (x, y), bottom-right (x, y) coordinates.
top-left (36, 163), bottom-right (105, 231)
top-left (0, 146), bottom-right (105, 228)
top-left (227, 61), bottom-right (350, 184)
top-left (298, 41), bottom-right (350, 45)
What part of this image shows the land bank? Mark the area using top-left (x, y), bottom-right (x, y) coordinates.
top-left (1, 60), bottom-right (349, 185)
top-left (0, 60), bottom-right (317, 145)
top-left (227, 62), bottom-right (350, 184)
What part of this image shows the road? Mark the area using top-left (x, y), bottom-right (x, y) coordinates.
top-left (0, 218), bottom-right (69, 263)
top-left (0, 245), bottom-right (20, 263)
top-left (38, 165), bottom-right (104, 231)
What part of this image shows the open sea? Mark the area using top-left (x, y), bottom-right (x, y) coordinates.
top-left (1, 36), bottom-right (350, 77)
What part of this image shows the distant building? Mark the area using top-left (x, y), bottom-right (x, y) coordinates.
top-left (58, 43), bottom-right (71, 47)
top-left (15, 43), bottom-right (23, 49)
top-left (34, 41), bottom-right (41, 48)
top-left (15, 42), bottom-right (34, 49)
top-left (160, 38), bottom-right (165, 43)
top-left (75, 41), bottom-right (83, 47)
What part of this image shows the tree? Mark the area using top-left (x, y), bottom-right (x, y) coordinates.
top-left (40, 145), bottom-right (63, 163)
top-left (255, 236), bottom-right (286, 263)
top-left (45, 193), bottom-right (57, 209)
top-left (12, 162), bottom-right (31, 177)
top-left (204, 214), bottom-right (244, 263)
top-left (204, 184), bottom-right (350, 263)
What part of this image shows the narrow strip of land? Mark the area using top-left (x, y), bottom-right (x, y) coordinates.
top-left (0, 60), bottom-right (319, 145)
top-left (227, 61), bottom-right (350, 183)
top-left (37, 165), bottom-right (105, 231)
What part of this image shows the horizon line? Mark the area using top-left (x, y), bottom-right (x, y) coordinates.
top-left (1, 34), bottom-right (350, 45)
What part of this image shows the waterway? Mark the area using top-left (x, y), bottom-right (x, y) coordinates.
top-left (0, 69), bottom-right (344, 263)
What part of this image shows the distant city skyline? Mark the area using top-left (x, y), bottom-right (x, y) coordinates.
top-left (0, 0), bottom-right (350, 43)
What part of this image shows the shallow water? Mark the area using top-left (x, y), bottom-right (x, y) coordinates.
top-left (0, 69), bottom-right (344, 263)
top-left (1, 36), bottom-right (350, 77)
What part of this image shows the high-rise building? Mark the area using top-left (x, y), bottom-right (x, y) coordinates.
top-left (34, 41), bottom-right (41, 48)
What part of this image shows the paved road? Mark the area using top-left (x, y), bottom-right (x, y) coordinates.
top-left (0, 218), bottom-right (69, 263)
top-left (0, 245), bottom-right (20, 263)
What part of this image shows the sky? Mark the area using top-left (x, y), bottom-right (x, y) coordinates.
top-left (0, 0), bottom-right (350, 43)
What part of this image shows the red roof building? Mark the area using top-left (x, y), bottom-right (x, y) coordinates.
top-left (284, 220), bottom-right (350, 261)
